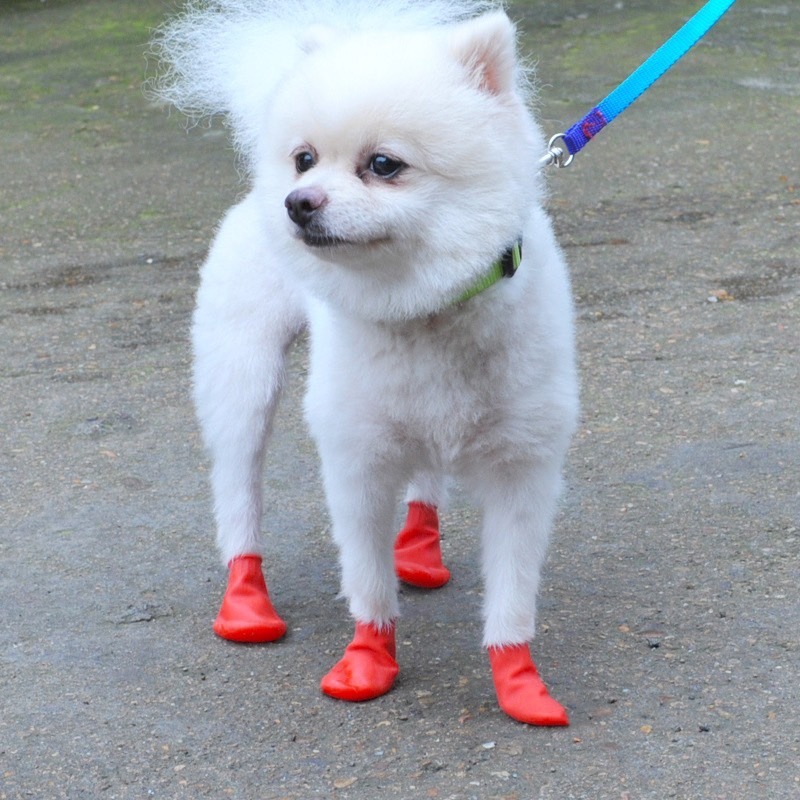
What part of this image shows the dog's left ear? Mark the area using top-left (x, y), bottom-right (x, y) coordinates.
top-left (449, 11), bottom-right (517, 96)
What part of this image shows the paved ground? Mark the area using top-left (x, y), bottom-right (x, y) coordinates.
top-left (1, 1), bottom-right (798, 798)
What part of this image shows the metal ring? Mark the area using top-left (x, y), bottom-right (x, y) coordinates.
top-left (547, 133), bottom-right (574, 168)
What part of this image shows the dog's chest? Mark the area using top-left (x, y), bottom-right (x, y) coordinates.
top-left (383, 321), bottom-right (506, 415)
top-left (307, 308), bottom-right (524, 456)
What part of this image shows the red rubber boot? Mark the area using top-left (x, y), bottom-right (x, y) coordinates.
top-left (320, 621), bottom-right (399, 702)
top-left (213, 554), bottom-right (287, 643)
top-left (394, 502), bottom-right (451, 589)
top-left (488, 643), bottom-right (569, 726)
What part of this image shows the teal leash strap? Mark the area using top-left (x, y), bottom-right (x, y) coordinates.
top-left (542, 0), bottom-right (737, 167)
top-left (458, 1), bottom-right (737, 304)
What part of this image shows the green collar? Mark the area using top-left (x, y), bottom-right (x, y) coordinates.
top-left (455, 240), bottom-right (522, 305)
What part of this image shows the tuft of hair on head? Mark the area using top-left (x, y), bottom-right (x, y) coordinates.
top-left (146, 0), bottom-right (529, 164)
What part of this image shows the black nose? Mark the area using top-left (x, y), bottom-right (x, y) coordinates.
top-left (285, 187), bottom-right (327, 228)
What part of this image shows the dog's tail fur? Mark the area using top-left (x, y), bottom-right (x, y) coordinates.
top-left (148, 0), bottom-right (506, 162)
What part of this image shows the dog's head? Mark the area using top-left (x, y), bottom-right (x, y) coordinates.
top-left (255, 12), bottom-right (545, 320)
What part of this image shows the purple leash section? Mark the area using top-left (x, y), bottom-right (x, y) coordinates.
top-left (541, 0), bottom-right (737, 168)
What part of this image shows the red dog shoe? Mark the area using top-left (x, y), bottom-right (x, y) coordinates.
top-left (321, 621), bottom-right (399, 702)
top-left (488, 643), bottom-right (569, 726)
top-left (394, 502), bottom-right (451, 589)
top-left (213, 554), bottom-right (287, 642)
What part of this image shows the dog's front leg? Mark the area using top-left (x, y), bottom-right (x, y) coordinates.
top-left (475, 462), bottom-right (570, 726)
top-left (193, 196), bottom-right (306, 642)
top-left (316, 449), bottom-right (404, 702)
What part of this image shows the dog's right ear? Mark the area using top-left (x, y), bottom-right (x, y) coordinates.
top-left (449, 11), bottom-right (517, 96)
top-left (299, 24), bottom-right (338, 54)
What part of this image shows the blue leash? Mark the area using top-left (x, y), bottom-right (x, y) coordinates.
top-left (541, 0), bottom-right (737, 168)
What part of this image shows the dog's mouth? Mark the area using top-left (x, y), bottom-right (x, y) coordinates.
top-left (301, 231), bottom-right (353, 248)
top-left (298, 229), bottom-right (390, 250)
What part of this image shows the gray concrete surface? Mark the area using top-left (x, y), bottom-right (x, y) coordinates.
top-left (1, 1), bottom-right (798, 798)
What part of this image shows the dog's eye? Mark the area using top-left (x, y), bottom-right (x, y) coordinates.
top-left (369, 154), bottom-right (405, 179)
top-left (295, 151), bottom-right (316, 173)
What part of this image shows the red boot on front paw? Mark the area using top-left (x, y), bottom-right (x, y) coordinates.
top-left (488, 643), bottom-right (569, 726)
top-left (321, 621), bottom-right (399, 702)
top-left (213, 554), bottom-right (287, 643)
top-left (394, 502), bottom-right (451, 589)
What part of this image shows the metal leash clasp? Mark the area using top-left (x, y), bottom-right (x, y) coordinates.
top-left (539, 133), bottom-right (574, 169)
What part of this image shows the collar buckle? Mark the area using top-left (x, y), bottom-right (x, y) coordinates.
top-left (454, 240), bottom-right (522, 306)
top-left (500, 241), bottom-right (522, 278)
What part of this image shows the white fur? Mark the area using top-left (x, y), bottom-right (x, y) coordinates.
top-left (157, 0), bottom-right (579, 648)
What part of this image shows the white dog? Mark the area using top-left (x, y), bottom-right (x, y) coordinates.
top-left (153, 0), bottom-right (578, 725)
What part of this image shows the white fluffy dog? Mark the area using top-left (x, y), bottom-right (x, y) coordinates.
top-left (153, 0), bottom-right (578, 725)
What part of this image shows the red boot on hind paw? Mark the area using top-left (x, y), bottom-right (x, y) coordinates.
top-left (321, 621), bottom-right (399, 702)
top-left (213, 554), bottom-right (287, 643)
top-left (488, 644), bottom-right (569, 726)
top-left (394, 502), bottom-right (451, 589)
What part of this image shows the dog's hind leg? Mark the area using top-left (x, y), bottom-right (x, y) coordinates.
top-left (395, 473), bottom-right (450, 588)
top-left (473, 461), bottom-right (569, 726)
top-left (192, 195), bottom-right (306, 642)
